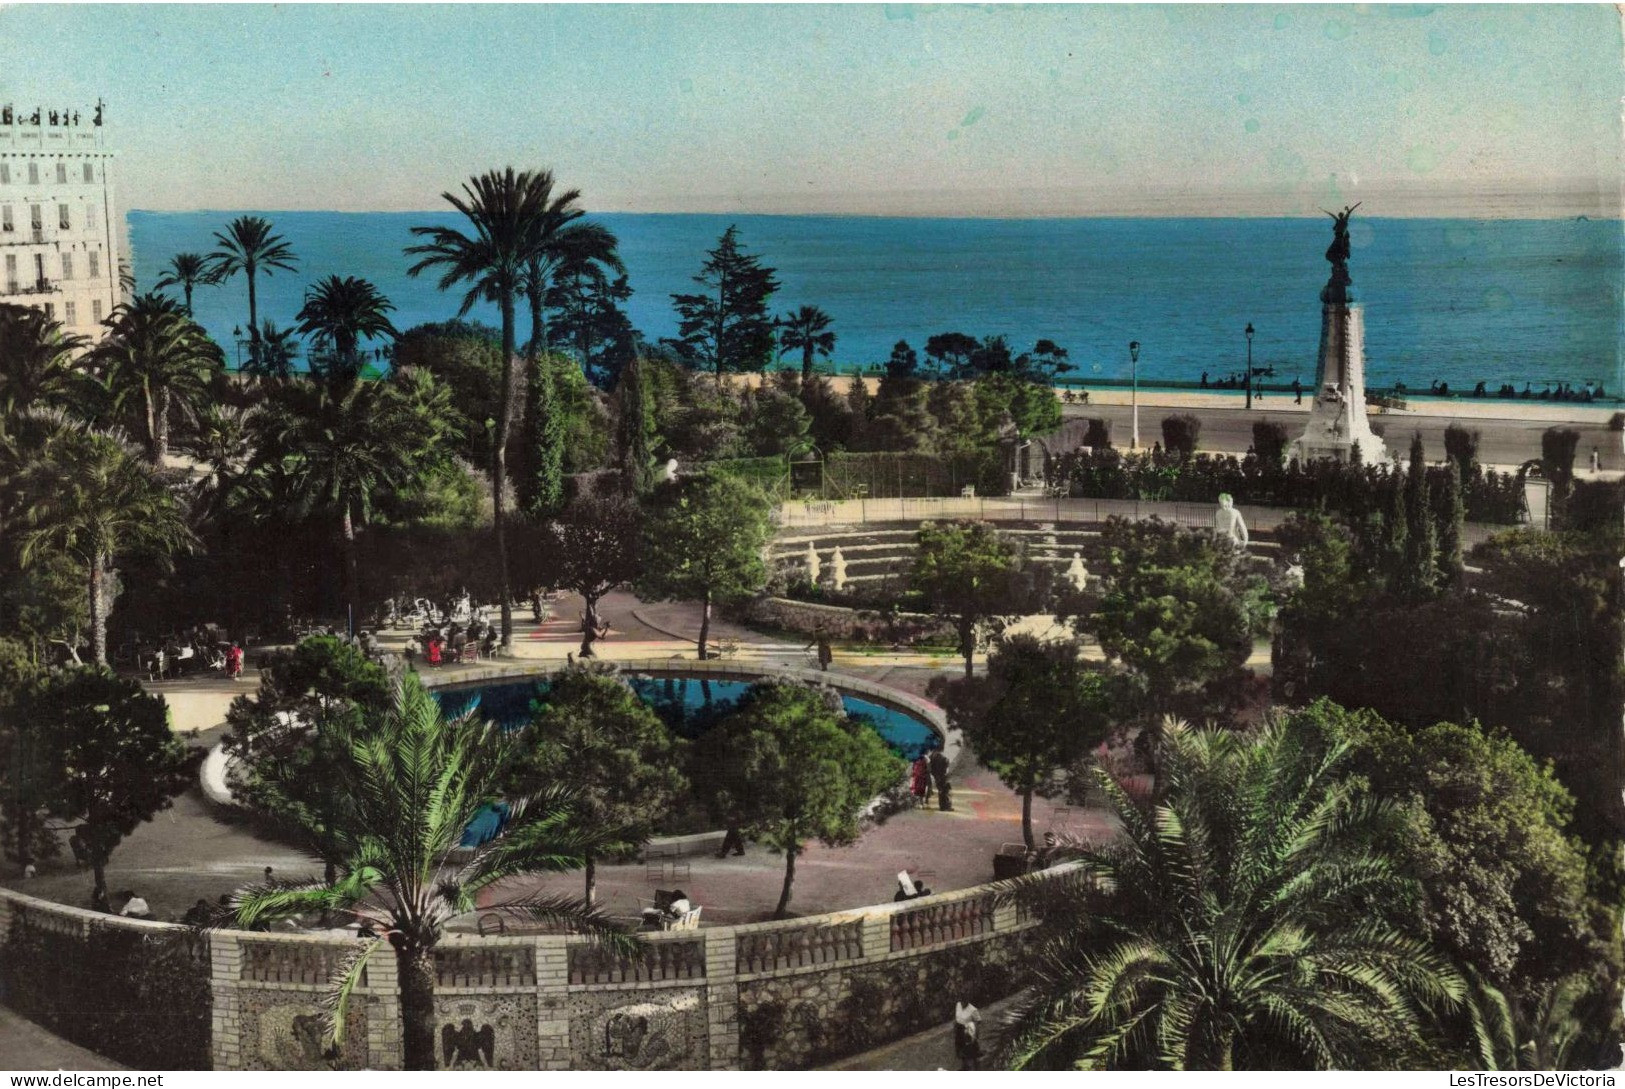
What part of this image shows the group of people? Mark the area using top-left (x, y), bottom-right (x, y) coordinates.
top-left (909, 750), bottom-right (954, 811)
top-left (412, 618), bottom-right (497, 666)
top-left (146, 630), bottom-right (244, 681)
top-left (1410, 379), bottom-right (1609, 402)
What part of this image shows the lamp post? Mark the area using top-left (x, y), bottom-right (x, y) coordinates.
top-left (1129, 340), bottom-right (1141, 450)
top-left (231, 325), bottom-right (245, 373)
top-left (1244, 323), bottom-right (1255, 411)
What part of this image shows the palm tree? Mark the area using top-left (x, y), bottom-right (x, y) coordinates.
top-left (522, 219), bottom-right (618, 356)
top-left (152, 252), bottom-right (219, 315)
top-left (15, 424), bottom-right (195, 665)
top-left (230, 673), bottom-right (637, 1070)
top-left (0, 303), bottom-right (89, 420)
top-left (88, 293), bottom-right (225, 465)
top-left (779, 305), bottom-right (837, 385)
top-left (1002, 719), bottom-right (1465, 1070)
top-left (295, 274), bottom-right (398, 380)
top-left (240, 320), bottom-right (301, 381)
top-left (252, 372), bottom-right (455, 631)
top-left (406, 168), bottom-right (570, 647)
top-left (209, 216), bottom-right (298, 366)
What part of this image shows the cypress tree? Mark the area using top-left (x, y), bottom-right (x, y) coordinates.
top-left (519, 352), bottom-right (565, 520)
top-left (614, 356), bottom-right (655, 495)
top-left (1437, 459), bottom-right (1465, 587)
top-left (1381, 470), bottom-right (1408, 585)
top-left (846, 372), bottom-right (872, 450)
top-left (1402, 434), bottom-right (1437, 596)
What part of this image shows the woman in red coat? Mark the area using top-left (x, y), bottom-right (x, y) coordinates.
top-left (909, 755), bottom-right (931, 806)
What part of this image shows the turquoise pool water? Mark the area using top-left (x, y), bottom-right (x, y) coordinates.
top-left (433, 672), bottom-right (941, 760)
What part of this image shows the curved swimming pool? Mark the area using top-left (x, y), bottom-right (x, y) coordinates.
top-left (433, 670), bottom-right (942, 760)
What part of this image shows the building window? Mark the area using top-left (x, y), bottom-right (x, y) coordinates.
top-left (88, 251), bottom-right (100, 279)
top-left (92, 299), bottom-right (103, 322)
top-left (58, 204), bottom-right (69, 230)
top-left (0, 163), bottom-right (9, 184)
top-left (27, 162), bottom-right (38, 185)
top-left (29, 205), bottom-right (41, 242)
top-left (4, 255), bottom-right (15, 294)
top-left (1, 206), bottom-right (10, 232)
top-left (34, 253), bottom-right (44, 285)
top-left (82, 161), bottom-right (93, 183)
top-left (61, 253), bottom-right (72, 280)
top-left (85, 203), bottom-right (96, 230)
top-left (42, 302), bottom-right (53, 320)
top-left (64, 300), bottom-right (76, 325)
top-left (55, 161), bottom-right (66, 184)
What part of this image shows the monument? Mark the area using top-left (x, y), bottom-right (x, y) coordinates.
top-left (803, 542), bottom-right (821, 584)
top-left (1287, 206), bottom-right (1390, 465)
top-left (830, 546), bottom-right (848, 591)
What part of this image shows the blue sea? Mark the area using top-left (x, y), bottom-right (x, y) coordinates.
top-left (128, 211), bottom-right (1624, 392)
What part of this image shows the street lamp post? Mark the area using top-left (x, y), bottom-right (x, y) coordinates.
top-left (231, 325), bottom-right (245, 372)
top-left (1129, 341), bottom-right (1141, 450)
top-left (1244, 323), bottom-right (1255, 411)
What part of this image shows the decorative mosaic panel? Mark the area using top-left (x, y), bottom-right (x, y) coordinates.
top-left (569, 987), bottom-right (709, 1071)
top-left (237, 991), bottom-right (370, 1070)
top-left (432, 993), bottom-right (539, 1070)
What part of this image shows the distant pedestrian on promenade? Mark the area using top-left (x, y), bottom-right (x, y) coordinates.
top-left (1293, 378), bottom-right (1303, 404)
top-left (1590, 447), bottom-right (1601, 473)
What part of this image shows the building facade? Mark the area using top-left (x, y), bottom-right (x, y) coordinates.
top-left (0, 101), bottom-right (123, 344)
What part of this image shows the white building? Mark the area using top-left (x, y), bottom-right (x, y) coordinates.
top-left (0, 101), bottom-right (123, 345)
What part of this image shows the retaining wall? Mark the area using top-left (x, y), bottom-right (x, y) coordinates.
top-left (0, 867), bottom-right (1074, 1070)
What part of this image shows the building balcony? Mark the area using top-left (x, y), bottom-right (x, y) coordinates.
top-left (0, 278), bottom-right (56, 297)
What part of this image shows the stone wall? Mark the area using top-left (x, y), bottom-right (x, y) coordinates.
top-left (0, 888), bottom-right (212, 1070)
top-left (1, 865), bottom-right (1079, 1070)
top-left (743, 595), bottom-right (955, 644)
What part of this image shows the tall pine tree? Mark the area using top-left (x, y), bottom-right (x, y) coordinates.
top-left (670, 226), bottom-right (780, 381)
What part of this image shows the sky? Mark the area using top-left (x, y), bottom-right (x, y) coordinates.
top-left (0, 3), bottom-right (1619, 217)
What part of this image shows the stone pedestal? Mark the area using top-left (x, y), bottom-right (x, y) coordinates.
top-left (1289, 300), bottom-right (1389, 465)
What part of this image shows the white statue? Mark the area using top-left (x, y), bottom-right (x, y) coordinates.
top-left (831, 546), bottom-right (848, 590)
top-left (804, 542), bottom-right (821, 584)
top-left (658, 457), bottom-right (679, 484)
top-left (1214, 493), bottom-right (1249, 547)
top-left (1284, 561), bottom-right (1305, 589)
top-left (1065, 552), bottom-right (1089, 592)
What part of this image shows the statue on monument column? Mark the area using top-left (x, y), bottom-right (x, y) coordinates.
top-left (1325, 204), bottom-right (1360, 268)
top-left (1213, 493), bottom-right (1249, 548)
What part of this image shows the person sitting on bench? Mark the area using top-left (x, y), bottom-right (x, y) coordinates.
top-left (894, 870), bottom-right (931, 901)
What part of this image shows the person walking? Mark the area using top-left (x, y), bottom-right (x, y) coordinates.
top-left (1590, 447), bottom-right (1601, 474)
top-left (953, 1001), bottom-right (983, 1070)
top-left (225, 641), bottom-right (243, 681)
top-left (928, 749), bottom-right (952, 811)
top-left (909, 755), bottom-right (931, 807)
top-left (816, 637), bottom-right (833, 672)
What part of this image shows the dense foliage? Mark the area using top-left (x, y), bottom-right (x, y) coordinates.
top-left (1050, 447), bottom-right (1525, 524)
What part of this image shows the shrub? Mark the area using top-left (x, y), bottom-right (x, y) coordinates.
top-left (1160, 414), bottom-right (1201, 460)
top-left (1609, 412), bottom-right (1624, 431)
top-left (1542, 427), bottom-right (1582, 489)
top-left (1443, 424), bottom-right (1480, 478)
top-left (1252, 421), bottom-right (1289, 464)
top-left (1082, 417), bottom-right (1112, 449)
